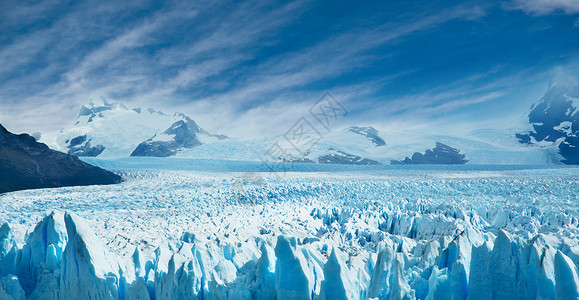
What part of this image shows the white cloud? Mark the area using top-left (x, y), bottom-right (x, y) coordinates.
top-left (0, 0), bottom-right (308, 133)
top-left (0, 1), bottom-right (506, 139)
top-left (175, 83), bottom-right (379, 139)
top-left (183, 3), bottom-right (488, 114)
top-left (508, 0), bottom-right (579, 15)
top-left (350, 66), bottom-right (552, 133)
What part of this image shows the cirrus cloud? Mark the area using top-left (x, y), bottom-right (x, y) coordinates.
top-left (508, 0), bottom-right (579, 15)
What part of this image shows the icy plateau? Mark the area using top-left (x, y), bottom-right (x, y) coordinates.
top-left (1, 163), bottom-right (579, 299)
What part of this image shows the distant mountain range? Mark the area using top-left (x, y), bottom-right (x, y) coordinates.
top-left (42, 98), bottom-right (395, 164)
top-left (3, 84), bottom-right (576, 196)
top-left (38, 88), bottom-right (579, 165)
top-left (0, 123), bottom-right (120, 194)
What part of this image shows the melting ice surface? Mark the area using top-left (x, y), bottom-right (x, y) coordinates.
top-left (1, 159), bottom-right (579, 299)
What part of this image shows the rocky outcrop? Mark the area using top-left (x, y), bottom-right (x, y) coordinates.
top-left (391, 142), bottom-right (468, 165)
top-left (516, 81), bottom-right (579, 164)
top-left (67, 135), bottom-right (105, 157)
top-left (130, 117), bottom-right (204, 157)
top-left (0, 124), bottom-right (121, 194)
top-left (347, 126), bottom-right (386, 146)
top-left (318, 149), bottom-right (381, 165)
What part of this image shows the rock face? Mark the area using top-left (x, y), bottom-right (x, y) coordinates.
top-left (67, 135), bottom-right (105, 157)
top-left (0, 123), bottom-right (121, 194)
top-left (516, 81), bottom-right (579, 164)
top-left (347, 126), bottom-right (386, 146)
top-left (318, 149), bottom-right (381, 165)
top-left (131, 116), bottom-right (206, 157)
top-left (391, 142), bottom-right (468, 165)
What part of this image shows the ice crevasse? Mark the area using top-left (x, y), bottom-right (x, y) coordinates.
top-left (1, 211), bottom-right (579, 299)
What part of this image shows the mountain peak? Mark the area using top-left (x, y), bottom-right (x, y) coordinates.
top-left (146, 108), bottom-right (169, 116)
top-left (78, 98), bottom-right (137, 119)
top-left (517, 80), bottom-right (579, 164)
top-left (87, 97), bottom-right (111, 108)
top-left (347, 126), bottom-right (386, 147)
top-left (45, 99), bottom-right (226, 157)
top-left (78, 98), bottom-right (113, 118)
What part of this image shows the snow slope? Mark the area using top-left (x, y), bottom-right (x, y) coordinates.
top-left (1, 165), bottom-right (578, 299)
top-left (175, 127), bottom-right (558, 165)
top-left (176, 126), bottom-right (389, 165)
top-left (41, 97), bottom-right (225, 157)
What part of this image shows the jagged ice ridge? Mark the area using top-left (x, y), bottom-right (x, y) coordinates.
top-left (1, 166), bottom-right (579, 299)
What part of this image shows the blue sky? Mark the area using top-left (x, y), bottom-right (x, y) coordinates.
top-left (0, 0), bottom-right (578, 138)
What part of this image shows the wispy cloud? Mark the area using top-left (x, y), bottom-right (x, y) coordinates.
top-left (0, 0), bottom-right (310, 132)
top-left (507, 0), bottom-right (579, 15)
top-left (346, 66), bottom-right (552, 135)
top-left (185, 3), bottom-right (488, 112)
top-left (2, 0), bottom-right (484, 135)
top-left (0, 0), bottom-right (573, 138)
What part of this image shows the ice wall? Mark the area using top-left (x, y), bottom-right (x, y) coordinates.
top-left (1, 211), bottom-right (578, 299)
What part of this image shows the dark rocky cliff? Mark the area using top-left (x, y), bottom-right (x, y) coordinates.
top-left (0, 124), bottom-right (121, 194)
top-left (391, 142), bottom-right (468, 165)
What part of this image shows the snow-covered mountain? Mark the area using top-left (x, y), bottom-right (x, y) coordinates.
top-left (42, 98), bottom-right (227, 157)
top-left (176, 125), bottom-right (388, 165)
top-left (517, 81), bottom-right (579, 164)
top-left (175, 125), bottom-right (561, 165)
top-left (44, 101), bottom-right (392, 164)
top-left (41, 96), bottom-right (566, 165)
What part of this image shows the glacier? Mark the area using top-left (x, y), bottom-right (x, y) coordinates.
top-left (1, 164), bottom-right (579, 299)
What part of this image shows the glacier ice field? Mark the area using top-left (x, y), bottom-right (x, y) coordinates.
top-left (1, 159), bottom-right (579, 299)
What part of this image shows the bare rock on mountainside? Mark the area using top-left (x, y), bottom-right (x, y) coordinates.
top-left (347, 126), bottom-right (386, 147)
top-left (318, 149), bottom-right (382, 165)
top-left (516, 81), bottom-right (579, 164)
top-left (0, 123), bottom-right (121, 194)
top-left (391, 142), bottom-right (468, 164)
top-left (131, 115), bottom-right (209, 157)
